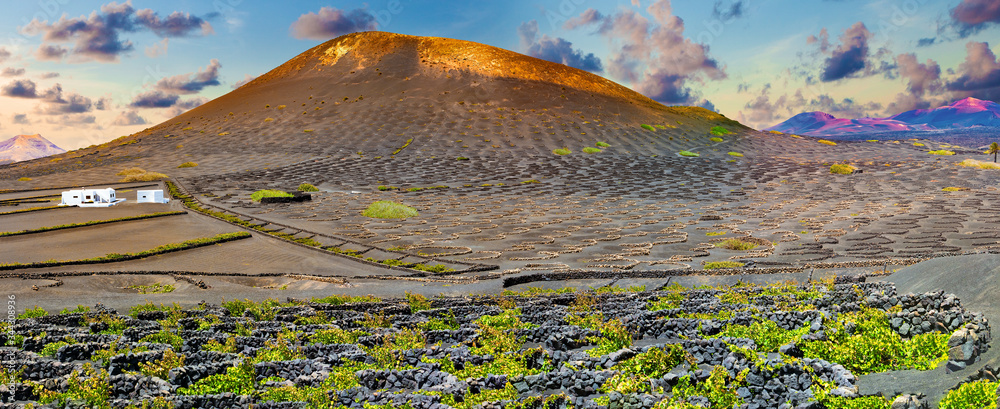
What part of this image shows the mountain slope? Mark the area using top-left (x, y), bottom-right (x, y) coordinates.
top-left (766, 97), bottom-right (1000, 137)
top-left (0, 134), bottom-right (65, 163)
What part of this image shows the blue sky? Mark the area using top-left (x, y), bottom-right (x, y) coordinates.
top-left (1, 0), bottom-right (998, 149)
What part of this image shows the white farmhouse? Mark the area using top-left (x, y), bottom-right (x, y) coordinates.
top-left (137, 190), bottom-right (169, 203)
top-left (59, 188), bottom-right (125, 207)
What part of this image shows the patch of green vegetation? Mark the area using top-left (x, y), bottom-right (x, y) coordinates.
top-left (456, 156), bottom-right (469, 161)
top-left (471, 309), bottom-right (536, 355)
top-left (419, 310), bottom-right (460, 331)
top-left (942, 187), bottom-right (967, 192)
top-left (297, 183), bottom-right (319, 192)
top-left (393, 138), bottom-right (414, 155)
top-left (601, 345), bottom-right (688, 393)
top-left (728, 152), bottom-right (744, 157)
top-left (913, 142), bottom-right (925, 146)
top-left (939, 380), bottom-right (999, 409)
top-left (710, 126), bottom-right (732, 136)
top-left (521, 179), bottom-right (541, 184)
top-left (678, 150), bottom-right (700, 157)
top-left (140, 329), bottom-right (184, 351)
top-left (125, 283), bottom-right (175, 294)
top-left (17, 177), bottom-right (31, 182)
top-left (29, 363), bottom-right (110, 408)
top-left (250, 189), bottom-right (293, 202)
top-left (800, 306), bottom-right (949, 374)
top-left (819, 139), bottom-right (838, 146)
top-left (411, 263), bottom-right (455, 273)
top-left (640, 124), bottom-right (656, 131)
top-left (177, 162), bottom-right (198, 168)
top-left (553, 148), bottom-right (571, 155)
top-left (709, 137), bottom-right (724, 143)
top-left (596, 141), bottom-right (611, 147)
top-left (657, 366), bottom-right (744, 408)
top-left (60, 305), bottom-right (90, 314)
top-left (928, 150), bottom-right (956, 155)
top-left (16, 306), bottom-right (49, 319)
top-left (406, 292), bottom-right (432, 313)
top-left (139, 349), bottom-right (184, 379)
top-left (704, 261), bottom-right (745, 270)
top-left (583, 147), bottom-right (602, 154)
top-left (706, 231), bottom-right (727, 236)
top-left (586, 319), bottom-right (632, 357)
top-left (715, 238), bottom-right (759, 251)
top-left (830, 164), bottom-right (856, 174)
top-left (714, 319), bottom-right (809, 352)
top-left (362, 200), bottom-right (419, 219)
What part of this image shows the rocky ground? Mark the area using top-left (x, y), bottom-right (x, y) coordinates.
top-left (0, 274), bottom-right (993, 408)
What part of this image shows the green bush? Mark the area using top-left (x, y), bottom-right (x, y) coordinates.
top-left (297, 183), bottom-right (319, 192)
top-left (928, 150), bottom-right (956, 155)
top-left (714, 319), bottom-right (808, 352)
top-left (596, 141), bottom-right (611, 147)
top-left (939, 380), bottom-right (999, 409)
top-left (553, 148), bottom-right (571, 155)
top-left (602, 345), bottom-right (687, 393)
top-left (830, 164), bottom-right (856, 174)
top-left (704, 261), bottom-right (744, 270)
top-left (177, 162), bottom-right (198, 168)
top-left (678, 151), bottom-right (700, 157)
top-left (710, 126), bottom-right (732, 136)
top-left (583, 147), bottom-right (602, 154)
top-left (728, 152), bottom-right (744, 157)
top-left (17, 306), bottom-right (48, 319)
top-left (406, 292), bottom-right (432, 313)
top-left (362, 201), bottom-right (419, 219)
top-left (251, 189), bottom-right (293, 202)
top-left (709, 137), bottom-right (724, 142)
top-left (587, 319), bottom-right (632, 356)
top-left (640, 124), bottom-right (655, 131)
top-left (715, 238), bottom-right (759, 251)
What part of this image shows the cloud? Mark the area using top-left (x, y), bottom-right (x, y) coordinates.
top-left (1, 79), bottom-right (38, 98)
top-left (12, 114), bottom-right (30, 124)
top-left (886, 53), bottom-right (944, 113)
top-left (111, 110), bottom-right (147, 126)
top-left (947, 41), bottom-right (1000, 100)
top-left (289, 7), bottom-right (377, 40)
top-left (19, 0), bottom-right (215, 63)
top-left (232, 74), bottom-right (256, 89)
top-left (134, 9), bottom-right (213, 37)
top-left (32, 84), bottom-right (95, 115)
top-left (1, 68), bottom-right (25, 77)
top-left (145, 38), bottom-right (169, 58)
top-left (165, 97), bottom-right (208, 117)
top-left (95, 97), bottom-right (112, 110)
top-left (35, 45), bottom-right (68, 61)
top-left (563, 0), bottom-right (726, 105)
top-left (518, 21), bottom-right (602, 73)
top-left (0, 47), bottom-right (10, 63)
top-left (44, 114), bottom-right (96, 126)
top-left (563, 9), bottom-right (604, 30)
top-left (129, 90), bottom-right (178, 108)
top-left (39, 72), bottom-right (60, 79)
top-left (711, 0), bottom-right (747, 21)
top-left (738, 86), bottom-right (886, 130)
top-left (806, 28), bottom-right (830, 53)
top-left (917, 37), bottom-right (937, 47)
top-left (951, 0), bottom-right (1000, 38)
top-left (154, 59), bottom-right (221, 94)
top-left (820, 22), bottom-right (872, 82)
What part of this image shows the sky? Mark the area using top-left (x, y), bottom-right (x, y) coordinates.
top-left (1, 0), bottom-right (999, 150)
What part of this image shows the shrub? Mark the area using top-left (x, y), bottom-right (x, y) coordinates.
top-left (456, 157), bottom-right (469, 161)
top-left (715, 238), bottom-right (758, 251)
top-left (118, 168), bottom-right (168, 182)
top-left (596, 141), bottom-right (611, 147)
top-left (177, 162), bottom-right (198, 168)
top-left (276, 105), bottom-right (286, 110)
top-left (583, 147), bottom-right (602, 154)
top-left (928, 150), bottom-right (955, 155)
top-left (297, 183), bottom-right (319, 192)
top-left (218, 132), bottom-right (230, 136)
top-left (17, 306), bottom-right (48, 319)
top-left (818, 140), bottom-right (837, 146)
top-left (958, 159), bottom-right (1000, 169)
top-left (602, 345), bottom-right (688, 393)
top-left (362, 201), bottom-right (419, 219)
top-left (250, 189), bottom-right (293, 202)
top-left (17, 177), bottom-right (31, 182)
top-left (264, 118), bottom-right (274, 122)
top-left (710, 126), bottom-right (732, 136)
top-left (126, 283), bottom-right (175, 294)
top-left (709, 137), bottom-right (724, 142)
top-left (830, 164), bottom-right (856, 174)
top-left (728, 152), bottom-right (743, 157)
top-left (939, 380), bottom-right (999, 409)
top-left (553, 148), bottom-right (571, 155)
top-left (406, 292), bottom-right (432, 313)
top-left (942, 187), bottom-right (968, 192)
top-left (913, 142), bottom-right (925, 146)
top-left (678, 151), bottom-right (700, 157)
top-left (640, 124), bottom-right (655, 131)
top-left (704, 261), bottom-right (744, 270)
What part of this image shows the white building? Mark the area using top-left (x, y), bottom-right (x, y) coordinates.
top-left (137, 190), bottom-right (169, 204)
top-left (59, 188), bottom-right (125, 207)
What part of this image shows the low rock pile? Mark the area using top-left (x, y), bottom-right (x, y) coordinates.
top-left (0, 277), bottom-right (992, 408)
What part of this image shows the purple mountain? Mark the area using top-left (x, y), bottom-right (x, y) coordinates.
top-left (766, 97), bottom-right (1000, 137)
top-left (0, 134), bottom-right (66, 163)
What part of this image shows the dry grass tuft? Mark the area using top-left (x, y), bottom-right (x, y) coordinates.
top-left (958, 159), bottom-right (1000, 169)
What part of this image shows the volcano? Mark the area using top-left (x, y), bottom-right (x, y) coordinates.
top-left (0, 134), bottom-right (65, 164)
top-left (12, 31), bottom-right (744, 176)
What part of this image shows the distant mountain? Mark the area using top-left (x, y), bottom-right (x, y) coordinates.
top-left (0, 134), bottom-right (66, 163)
top-left (766, 98), bottom-right (1000, 137)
